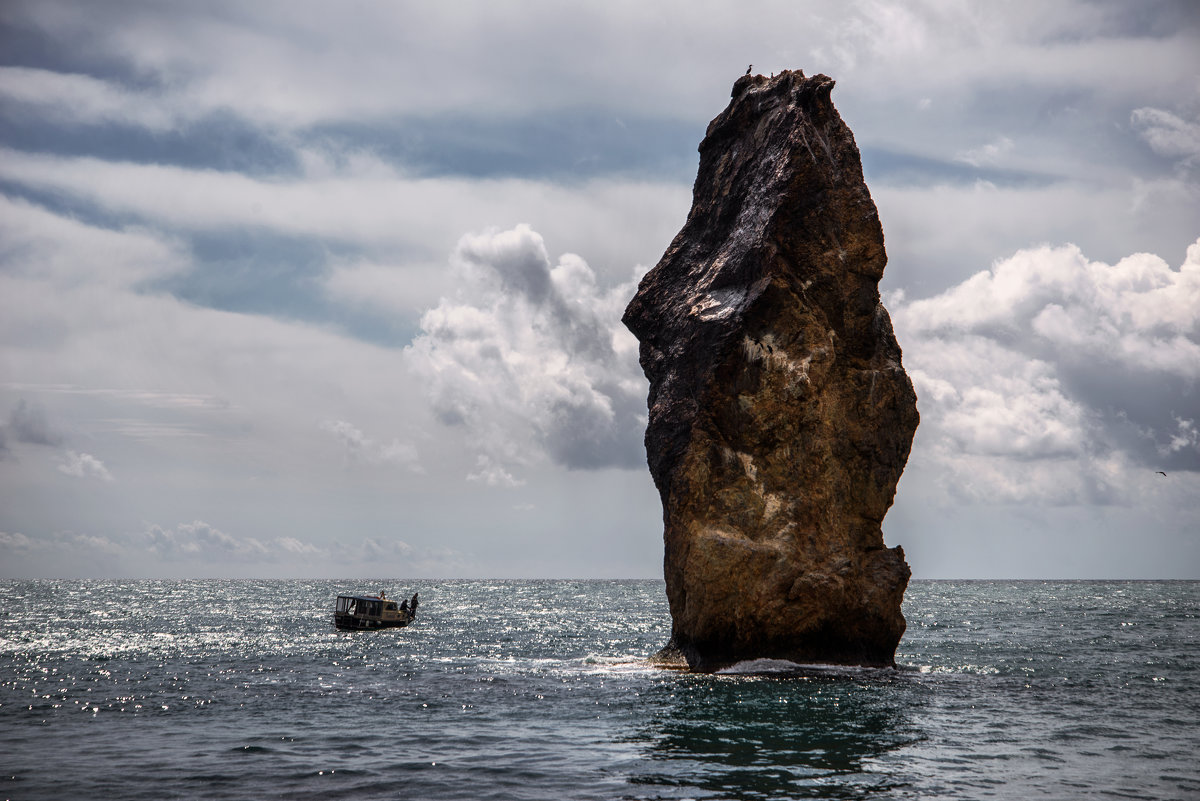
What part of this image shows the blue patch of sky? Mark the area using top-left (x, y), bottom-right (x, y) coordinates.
top-left (305, 110), bottom-right (701, 182)
top-left (0, 180), bottom-right (141, 234)
top-left (153, 230), bottom-right (422, 348)
top-left (5, 32), bottom-right (1106, 194)
top-left (861, 149), bottom-right (1059, 188)
top-left (0, 18), bottom-right (299, 177)
top-left (0, 108), bottom-right (301, 177)
top-left (864, 81), bottom-right (1179, 188)
top-left (0, 17), bottom-right (158, 90)
top-left (1067, 0), bottom-right (1200, 40)
top-left (0, 14), bottom-right (703, 185)
top-left (0, 82), bottom-right (699, 184)
top-left (1, 171), bottom-right (421, 346)
top-left (960, 85), bottom-right (1178, 177)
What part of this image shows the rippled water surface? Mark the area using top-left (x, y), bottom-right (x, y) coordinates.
top-left (1, 580), bottom-right (1196, 800)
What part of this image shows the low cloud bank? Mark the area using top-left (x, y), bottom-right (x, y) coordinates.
top-left (0, 520), bottom-right (454, 578)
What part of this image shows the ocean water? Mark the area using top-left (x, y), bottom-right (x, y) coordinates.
top-left (1, 580), bottom-right (1196, 800)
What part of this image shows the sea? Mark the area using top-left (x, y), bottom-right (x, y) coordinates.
top-left (1, 580), bottom-right (1196, 801)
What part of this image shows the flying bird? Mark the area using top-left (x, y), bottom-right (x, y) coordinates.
top-left (1156, 471), bottom-right (1167, 476)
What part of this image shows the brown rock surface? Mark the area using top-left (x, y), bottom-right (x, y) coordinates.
top-left (622, 70), bottom-right (919, 671)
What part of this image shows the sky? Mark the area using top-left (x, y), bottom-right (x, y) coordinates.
top-left (1, 0), bottom-right (1198, 580)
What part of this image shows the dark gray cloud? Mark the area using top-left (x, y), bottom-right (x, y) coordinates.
top-left (0, 398), bottom-right (112, 481)
top-left (3, 399), bottom-right (63, 449)
top-left (1072, 375), bottom-right (1200, 473)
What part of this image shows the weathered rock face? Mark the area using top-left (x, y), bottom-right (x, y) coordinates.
top-left (622, 71), bottom-right (919, 671)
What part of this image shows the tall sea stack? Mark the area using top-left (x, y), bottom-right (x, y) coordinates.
top-left (623, 70), bottom-right (919, 671)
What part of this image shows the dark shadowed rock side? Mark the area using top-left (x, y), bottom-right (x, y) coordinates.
top-left (623, 70), bottom-right (919, 671)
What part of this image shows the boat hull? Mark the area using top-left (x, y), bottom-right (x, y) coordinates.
top-left (333, 612), bottom-right (413, 631)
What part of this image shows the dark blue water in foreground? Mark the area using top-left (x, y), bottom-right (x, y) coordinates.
top-left (1, 580), bottom-right (1196, 800)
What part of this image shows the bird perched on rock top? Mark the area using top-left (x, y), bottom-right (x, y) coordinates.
top-left (746, 64), bottom-right (753, 75)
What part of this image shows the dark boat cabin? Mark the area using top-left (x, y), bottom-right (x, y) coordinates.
top-left (333, 593), bottom-right (417, 630)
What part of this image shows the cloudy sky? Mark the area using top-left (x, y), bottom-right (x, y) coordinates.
top-left (1, 0), bottom-right (1197, 579)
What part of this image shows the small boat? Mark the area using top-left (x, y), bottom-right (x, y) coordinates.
top-left (334, 591), bottom-right (419, 630)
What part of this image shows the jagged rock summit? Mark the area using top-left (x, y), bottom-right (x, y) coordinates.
top-left (623, 70), bottom-right (919, 671)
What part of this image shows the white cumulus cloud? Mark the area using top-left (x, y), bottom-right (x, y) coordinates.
top-left (0, 531), bottom-right (35, 551)
top-left (893, 237), bottom-right (1200, 504)
top-left (955, 135), bottom-right (1015, 167)
top-left (406, 224), bottom-right (647, 485)
top-left (143, 520), bottom-right (328, 562)
top-left (320, 419), bottom-right (422, 472)
top-left (57, 451), bottom-right (114, 481)
top-left (1131, 107), bottom-right (1200, 163)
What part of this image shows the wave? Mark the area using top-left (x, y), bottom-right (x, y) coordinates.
top-left (716, 658), bottom-right (896, 677)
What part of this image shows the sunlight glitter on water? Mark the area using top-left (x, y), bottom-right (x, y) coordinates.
top-left (2, 579), bottom-right (1198, 801)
